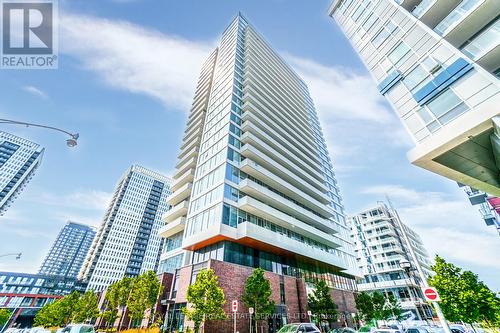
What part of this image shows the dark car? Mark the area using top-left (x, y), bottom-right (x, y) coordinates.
top-left (278, 323), bottom-right (321, 333)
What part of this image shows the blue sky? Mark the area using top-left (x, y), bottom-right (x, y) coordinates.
top-left (1, 0), bottom-right (499, 290)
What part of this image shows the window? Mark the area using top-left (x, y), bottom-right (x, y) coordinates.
top-left (403, 65), bottom-right (430, 92)
top-left (372, 21), bottom-right (397, 48)
top-left (426, 89), bottom-right (468, 124)
top-left (387, 42), bottom-right (411, 68)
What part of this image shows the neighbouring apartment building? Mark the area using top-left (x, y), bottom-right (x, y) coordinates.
top-left (0, 272), bottom-right (86, 329)
top-left (159, 13), bottom-right (359, 333)
top-left (0, 131), bottom-right (44, 215)
top-left (80, 165), bottom-right (171, 292)
top-left (39, 221), bottom-right (96, 279)
top-left (329, 0), bottom-right (500, 197)
top-left (349, 203), bottom-right (433, 319)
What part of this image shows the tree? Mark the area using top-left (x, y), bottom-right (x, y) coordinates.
top-left (101, 281), bottom-right (122, 328)
top-left (355, 291), bottom-right (401, 325)
top-left (242, 268), bottom-right (275, 333)
top-left (73, 291), bottom-right (99, 323)
top-left (355, 292), bottom-right (375, 323)
top-left (34, 291), bottom-right (80, 327)
top-left (182, 268), bottom-right (227, 333)
top-left (308, 280), bottom-right (337, 330)
top-left (382, 294), bottom-right (402, 321)
top-left (429, 256), bottom-right (500, 327)
top-left (126, 271), bottom-right (161, 328)
top-left (0, 309), bottom-right (12, 327)
top-left (116, 276), bottom-right (134, 330)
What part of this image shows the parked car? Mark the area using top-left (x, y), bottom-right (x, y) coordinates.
top-left (329, 328), bottom-right (358, 333)
top-left (372, 329), bottom-right (402, 333)
top-left (278, 323), bottom-right (321, 333)
top-left (56, 325), bottom-right (95, 333)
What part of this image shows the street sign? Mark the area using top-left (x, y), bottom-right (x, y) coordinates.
top-left (248, 307), bottom-right (254, 314)
top-left (232, 300), bottom-right (238, 312)
top-left (422, 287), bottom-right (441, 302)
top-left (307, 310), bottom-right (312, 316)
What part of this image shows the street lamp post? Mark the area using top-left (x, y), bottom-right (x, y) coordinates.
top-left (0, 119), bottom-right (79, 147)
top-left (389, 205), bottom-right (451, 333)
top-left (399, 259), bottom-right (422, 321)
top-left (0, 253), bottom-right (22, 260)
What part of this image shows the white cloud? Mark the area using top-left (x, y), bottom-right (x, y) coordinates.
top-left (25, 188), bottom-right (112, 212)
top-left (286, 55), bottom-right (393, 124)
top-left (60, 13), bottom-right (214, 110)
top-left (22, 85), bottom-right (48, 99)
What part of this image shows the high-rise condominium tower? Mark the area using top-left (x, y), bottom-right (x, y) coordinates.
top-left (349, 203), bottom-right (433, 319)
top-left (0, 131), bottom-right (44, 215)
top-left (39, 221), bottom-right (96, 279)
top-left (329, 0), bottom-right (500, 196)
top-left (159, 14), bottom-right (358, 333)
top-left (80, 165), bottom-right (171, 292)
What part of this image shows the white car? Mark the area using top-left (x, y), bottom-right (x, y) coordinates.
top-left (58, 324), bottom-right (95, 333)
top-left (278, 323), bottom-right (321, 333)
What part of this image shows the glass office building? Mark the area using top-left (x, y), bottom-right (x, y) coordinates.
top-left (329, 0), bottom-right (500, 197)
top-left (0, 131), bottom-right (44, 215)
top-left (160, 14), bottom-right (358, 332)
top-left (80, 165), bottom-right (171, 292)
top-left (39, 221), bottom-right (96, 279)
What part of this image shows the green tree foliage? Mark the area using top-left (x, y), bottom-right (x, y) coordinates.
top-left (182, 268), bottom-right (227, 333)
top-left (126, 271), bottom-right (161, 327)
top-left (354, 291), bottom-right (402, 323)
top-left (72, 291), bottom-right (99, 323)
top-left (242, 268), bottom-right (275, 333)
top-left (429, 255), bottom-right (500, 326)
top-left (101, 281), bottom-right (121, 327)
top-left (34, 291), bottom-right (81, 327)
top-left (308, 280), bottom-right (338, 328)
top-left (0, 309), bottom-right (12, 327)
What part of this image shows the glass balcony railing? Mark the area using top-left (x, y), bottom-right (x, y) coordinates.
top-left (412, 0), bottom-right (436, 17)
top-left (435, 0), bottom-right (484, 36)
top-left (461, 18), bottom-right (500, 59)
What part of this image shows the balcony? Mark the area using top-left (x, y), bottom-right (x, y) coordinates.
top-left (412, 0), bottom-right (461, 28)
top-left (357, 278), bottom-right (416, 291)
top-left (175, 146), bottom-right (198, 169)
top-left (166, 182), bottom-right (192, 206)
top-left (239, 158), bottom-right (330, 205)
top-left (174, 156), bottom-right (197, 178)
top-left (171, 168), bottom-right (195, 192)
top-left (236, 221), bottom-right (347, 270)
top-left (236, 195), bottom-right (339, 245)
top-left (461, 18), bottom-right (500, 72)
top-left (241, 114), bottom-right (322, 173)
top-left (158, 217), bottom-right (186, 238)
top-left (434, 0), bottom-right (499, 47)
top-left (240, 144), bottom-right (328, 200)
top-left (239, 178), bottom-right (333, 226)
top-left (241, 122), bottom-right (324, 179)
top-left (163, 200), bottom-right (189, 223)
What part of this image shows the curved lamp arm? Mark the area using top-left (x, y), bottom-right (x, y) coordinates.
top-left (0, 118), bottom-right (79, 147)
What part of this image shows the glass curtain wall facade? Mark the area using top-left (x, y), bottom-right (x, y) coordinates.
top-left (160, 13), bottom-right (358, 289)
top-left (0, 131), bottom-right (44, 215)
top-left (349, 203), bottom-right (433, 319)
top-left (80, 165), bottom-right (171, 292)
top-left (329, 0), bottom-right (500, 197)
top-left (39, 221), bottom-right (96, 279)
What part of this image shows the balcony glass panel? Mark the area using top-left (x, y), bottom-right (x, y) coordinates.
top-left (435, 0), bottom-right (483, 36)
top-left (461, 18), bottom-right (500, 59)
